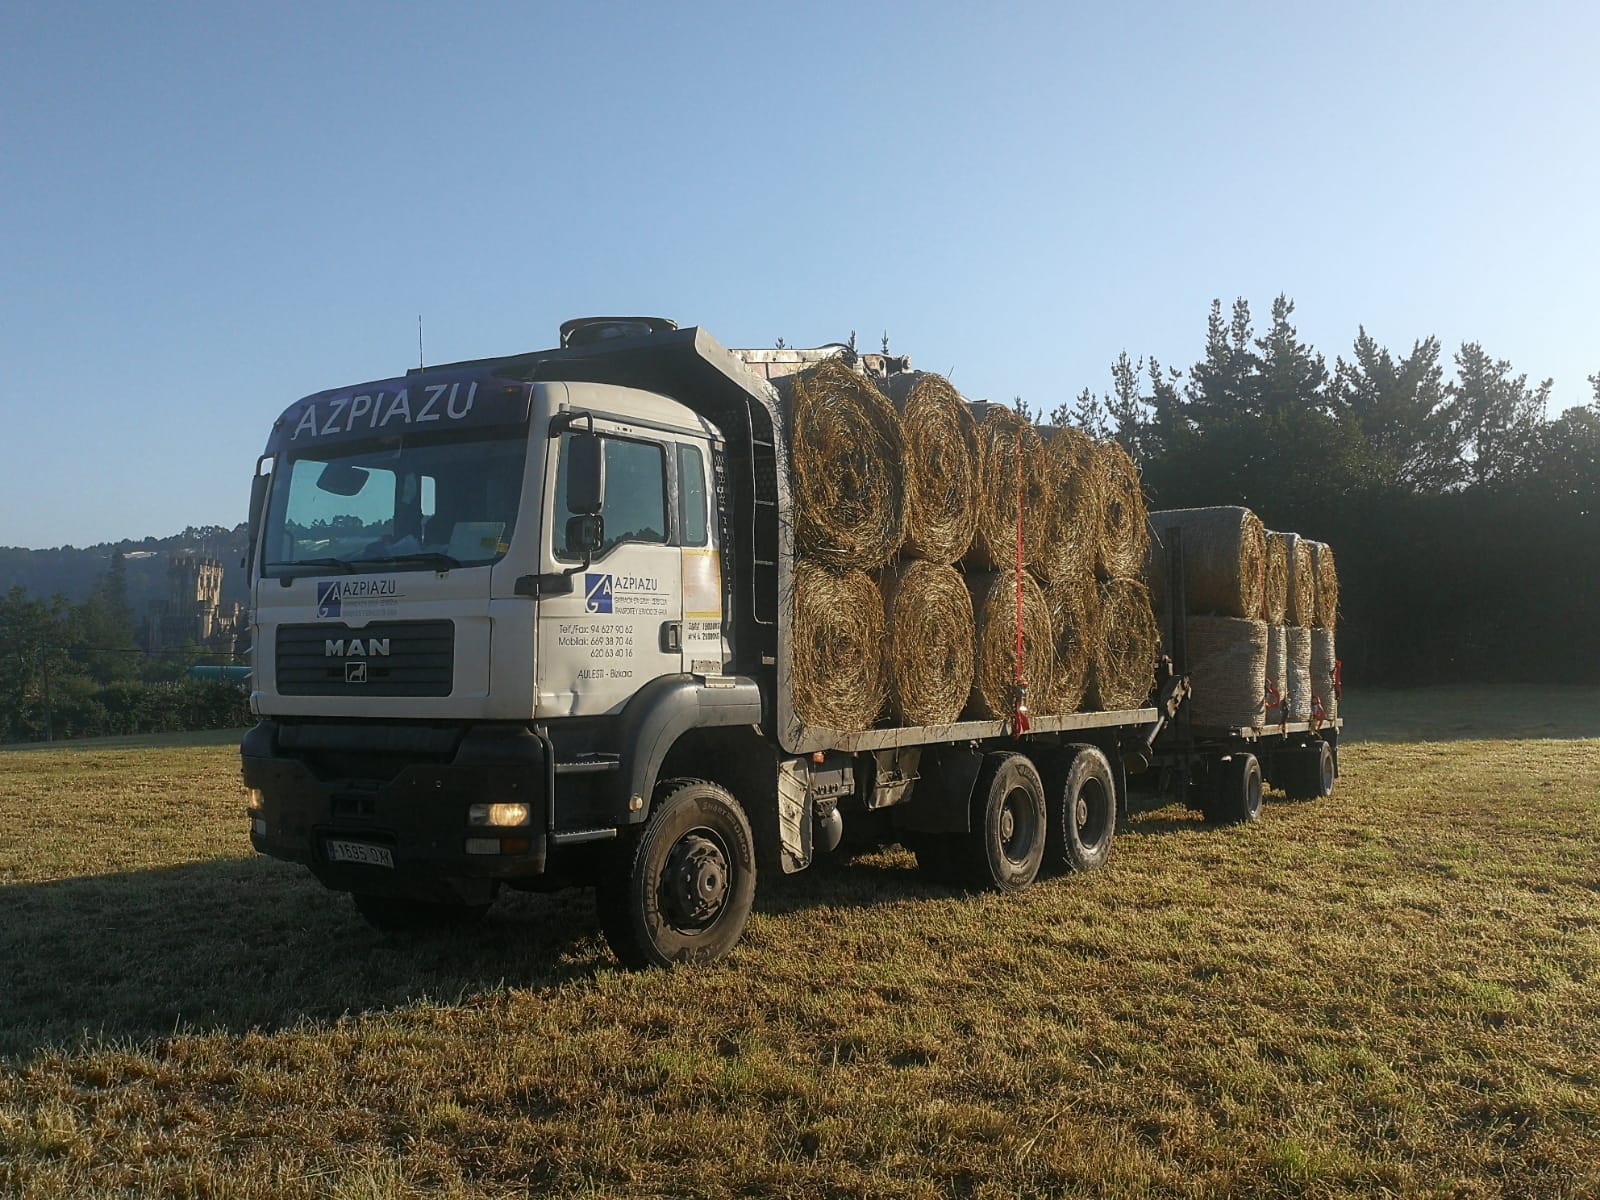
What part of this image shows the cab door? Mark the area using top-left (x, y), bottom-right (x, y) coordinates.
top-left (535, 420), bottom-right (684, 717)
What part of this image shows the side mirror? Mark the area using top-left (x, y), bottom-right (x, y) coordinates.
top-left (565, 433), bottom-right (602, 515)
top-left (245, 461), bottom-right (272, 581)
top-left (565, 514), bottom-right (605, 557)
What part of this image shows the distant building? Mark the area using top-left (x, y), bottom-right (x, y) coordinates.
top-left (144, 555), bottom-right (245, 656)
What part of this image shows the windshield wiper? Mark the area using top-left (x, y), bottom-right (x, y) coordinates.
top-left (364, 552), bottom-right (463, 571)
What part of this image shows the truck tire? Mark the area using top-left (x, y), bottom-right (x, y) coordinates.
top-left (351, 892), bottom-right (490, 932)
top-left (596, 778), bottom-right (756, 969)
top-left (1041, 744), bottom-right (1116, 875)
top-left (961, 752), bottom-right (1047, 892)
top-left (1204, 753), bottom-right (1263, 825)
top-left (1276, 740), bottom-right (1336, 801)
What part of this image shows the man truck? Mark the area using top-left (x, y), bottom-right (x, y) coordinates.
top-left (240, 317), bottom-right (1338, 967)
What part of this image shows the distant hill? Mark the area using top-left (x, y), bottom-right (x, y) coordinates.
top-left (0, 525), bottom-right (250, 617)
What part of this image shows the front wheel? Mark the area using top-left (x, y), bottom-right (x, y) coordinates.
top-left (596, 778), bottom-right (756, 969)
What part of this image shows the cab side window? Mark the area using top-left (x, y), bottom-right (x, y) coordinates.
top-left (678, 444), bottom-right (708, 547)
top-left (554, 433), bottom-right (668, 560)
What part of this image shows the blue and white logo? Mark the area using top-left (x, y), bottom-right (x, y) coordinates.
top-left (316, 580), bottom-right (342, 618)
top-left (584, 573), bottom-right (613, 614)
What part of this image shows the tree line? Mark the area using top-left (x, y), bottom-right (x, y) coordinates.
top-left (0, 553), bottom-right (247, 743)
top-left (1048, 295), bottom-right (1600, 686)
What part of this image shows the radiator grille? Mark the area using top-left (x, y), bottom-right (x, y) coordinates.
top-left (275, 621), bottom-right (454, 697)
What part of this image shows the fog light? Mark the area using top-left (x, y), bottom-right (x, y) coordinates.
top-left (251, 818), bottom-right (267, 837)
top-left (246, 787), bottom-right (263, 813)
top-left (465, 838), bottom-right (501, 855)
top-left (468, 802), bottom-right (530, 828)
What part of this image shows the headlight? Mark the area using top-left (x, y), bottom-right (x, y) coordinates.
top-left (245, 787), bottom-right (263, 813)
top-left (468, 802), bottom-right (530, 828)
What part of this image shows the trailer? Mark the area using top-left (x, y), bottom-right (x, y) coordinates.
top-left (240, 318), bottom-right (1340, 967)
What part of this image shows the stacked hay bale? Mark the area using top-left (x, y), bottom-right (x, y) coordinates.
top-left (1083, 441), bottom-right (1157, 711)
top-left (1148, 507), bottom-right (1269, 729)
top-left (959, 402), bottom-right (1051, 718)
top-left (782, 356), bottom-right (1166, 731)
top-left (1263, 533), bottom-right (1291, 724)
top-left (781, 359), bottom-right (904, 731)
top-left (1037, 426), bottom-right (1101, 714)
top-left (1281, 533), bottom-right (1316, 721)
top-left (1308, 540), bottom-right (1340, 720)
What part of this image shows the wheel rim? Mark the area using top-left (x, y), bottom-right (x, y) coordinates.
top-left (1000, 786), bottom-right (1038, 865)
top-left (659, 828), bottom-right (731, 932)
top-left (1318, 744), bottom-right (1335, 792)
top-left (1077, 778), bottom-right (1110, 849)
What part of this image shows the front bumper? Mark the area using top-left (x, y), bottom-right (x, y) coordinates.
top-left (241, 719), bottom-right (547, 904)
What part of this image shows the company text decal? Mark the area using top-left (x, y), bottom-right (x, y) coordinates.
top-left (316, 578), bottom-right (401, 620)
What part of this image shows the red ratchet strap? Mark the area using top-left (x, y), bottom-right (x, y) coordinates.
top-left (1334, 659), bottom-right (1343, 700)
top-left (1311, 694), bottom-right (1326, 730)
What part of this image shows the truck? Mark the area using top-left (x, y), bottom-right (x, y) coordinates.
top-left (240, 317), bottom-right (1340, 967)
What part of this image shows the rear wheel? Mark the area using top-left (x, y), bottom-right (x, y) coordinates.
top-left (596, 778), bottom-right (756, 969)
top-left (1277, 740), bottom-right (1336, 800)
top-left (1204, 753), bottom-right (1263, 825)
top-left (1042, 744), bottom-right (1116, 875)
top-left (961, 752), bottom-right (1047, 891)
top-left (351, 892), bottom-right (490, 932)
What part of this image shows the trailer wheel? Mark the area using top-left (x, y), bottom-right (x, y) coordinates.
top-left (1205, 753), bottom-right (1263, 825)
top-left (1277, 740), bottom-right (1336, 801)
top-left (1042, 744), bottom-right (1116, 875)
top-left (351, 893), bottom-right (489, 932)
top-left (962, 752), bottom-right (1047, 891)
top-left (596, 778), bottom-right (756, 969)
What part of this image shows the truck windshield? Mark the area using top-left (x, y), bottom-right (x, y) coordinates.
top-left (261, 434), bottom-right (528, 578)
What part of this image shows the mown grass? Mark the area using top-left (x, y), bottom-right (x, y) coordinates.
top-left (1, 689), bottom-right (1598, 1198)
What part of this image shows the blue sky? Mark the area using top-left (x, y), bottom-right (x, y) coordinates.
top-left (3, 1), bottom-right (1596, 549)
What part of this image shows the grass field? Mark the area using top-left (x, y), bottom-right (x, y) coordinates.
top-left (2, 687), bottom-right (1598, 1198)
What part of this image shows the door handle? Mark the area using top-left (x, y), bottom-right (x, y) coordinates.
top-left (661, 621), bottom-right (682, 653)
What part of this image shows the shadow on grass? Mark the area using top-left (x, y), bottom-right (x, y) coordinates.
top-left (0, 857), bottom-right (610, 1063)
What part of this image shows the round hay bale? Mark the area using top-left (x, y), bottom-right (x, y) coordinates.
top-left (964, 403), bottom-right (1050, 573)
top-left (791, 559), bottom-right (888, 732)
top-left (1184, 617), bottom-right (1268, 729)
top-left (881, 560), bottom-right (974, 726)
top-left (1095, 440), bottom-right (1150, 581)
top-left (1263, 532), bottom-right (1289, 624)
top-left (1309, 541), bottom-right (1339, 630)
top-left (1043, 569), bottom-right (1098, 715)
top-left (1036, 425), bottom-right (1103, 586)
top-left (1312, 627), bottom-right (1339, 720)
top-left (1265, 625), bottom-right (1289, 724)
top-left (1146, 506), bottom-right (1265, 619)
top-left (1283, 533), bottom-right (1315, 627)
top-left (1088, 577), bottom-right (1158, 711)
top-left (964, 568), bottom-right (1054, 722)
top-left (1285, 626), bottom-right (1313, 721)
top-left (883, 373), bottom-right (981, 564)
top-left (780, 358), bottom-right (906, 570)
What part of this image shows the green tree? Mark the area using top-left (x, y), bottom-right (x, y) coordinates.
top-left (1332, 330), bottom-right (1458, 493)
top-left (1445, 343), bottom-right (1550, 488)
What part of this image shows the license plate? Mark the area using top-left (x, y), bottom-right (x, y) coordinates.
top-left (325, 839), bottom-right (394, 868)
